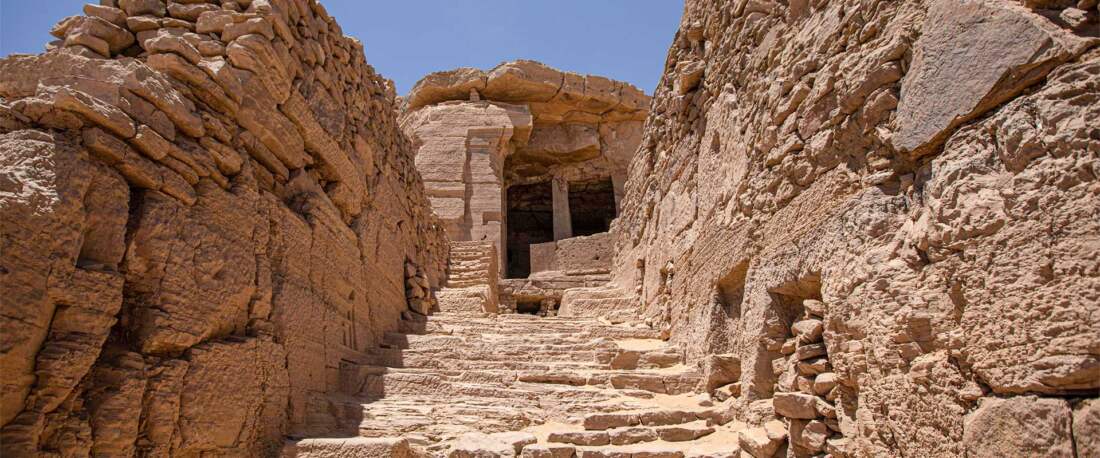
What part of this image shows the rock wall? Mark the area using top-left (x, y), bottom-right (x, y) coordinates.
top-left (609, 0), bottom-right (1099, 456)
top-left (0, 0), bottom-right (446, 456)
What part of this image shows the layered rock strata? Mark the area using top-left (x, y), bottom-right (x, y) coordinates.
top-left (0, 0), bottom-right (446, 456)
top-left (597, 0), bottom-right (1100, 456)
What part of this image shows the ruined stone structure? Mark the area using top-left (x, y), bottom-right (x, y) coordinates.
top-left (400, 62), bottom-right (649, 315)
top-left (2, 0), bottom-right (1098, 457)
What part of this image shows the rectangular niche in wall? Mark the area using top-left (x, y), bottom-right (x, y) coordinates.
top-left (568, 177), bottom-right (616, 237)
top-left (507, 181), bottom-right (554, 278)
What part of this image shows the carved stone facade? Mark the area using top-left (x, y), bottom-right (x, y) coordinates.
top-left (400, 61), bottom-right (650, 313)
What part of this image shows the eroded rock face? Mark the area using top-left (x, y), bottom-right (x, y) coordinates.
top-left (0, 0), bottom-right (446, 455)
top-left (602, 0), bottom-right (1099, 456)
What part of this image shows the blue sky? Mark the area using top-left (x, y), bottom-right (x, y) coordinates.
top-left (0, 1), bottom-right (684, 95)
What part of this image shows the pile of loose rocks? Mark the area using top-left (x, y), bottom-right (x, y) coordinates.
top-left (738, 299), bottom-right (849, 457)
top-left (404, 260), bottom-right (435, 315)
top-left (768, 299), bottom-right (848, 457)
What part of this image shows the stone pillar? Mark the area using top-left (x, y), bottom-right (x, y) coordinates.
top-left (467, 127), bottom-right (506, 263)
top-left (552, 175), bottom-right (572, 240)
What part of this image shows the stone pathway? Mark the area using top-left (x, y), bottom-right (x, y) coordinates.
top-left (287, 313), bottom-right (746, 457)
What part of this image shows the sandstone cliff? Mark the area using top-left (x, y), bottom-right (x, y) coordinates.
top-left (0, 0), bottom-right (446, 455)
top-left (606, 0), bottom-right (1099, 456)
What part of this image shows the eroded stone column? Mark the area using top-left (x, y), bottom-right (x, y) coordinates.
top-left (552, 175), bottom-right (573, 240)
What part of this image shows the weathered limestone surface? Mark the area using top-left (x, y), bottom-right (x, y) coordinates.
top-left (593, 0), bottom-right (1099, 456)
top-left (0, 0), bottom-right (446, 456)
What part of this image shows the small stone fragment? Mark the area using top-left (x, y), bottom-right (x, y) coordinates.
top-left (791, 319), bottom-right (823, 343)
top-left (773, 392), bottom-right (819, 419)
top-left (547, 431), bottom-right (610, 446)
top-left (813, 372), bottom-right (838, 395)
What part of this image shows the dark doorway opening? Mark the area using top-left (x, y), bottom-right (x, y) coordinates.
top-left (515, 300), bottom-right (541, 315)
top-left (507, 182), bottom-right (554, 278)
top-left (569, 178), bottom-right (616, 236)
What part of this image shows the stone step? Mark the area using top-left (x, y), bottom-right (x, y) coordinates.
top-left (446, 265), bottom-right (491, 272)
top-left (447, 260), bottom-right (491, 268)
top-left (446, 268), bottom-right (490, 275)
top-left (376, 340), bottom-right (680, 370)
top-left (281, 437), bottom-right (413, 458)
top-left (388, 357), bottom-right (680, 374)
top-left (448, 244), bottom-right (495, 251)
top-left (421, 313), bottom-right (643, 326)
top-left (444, 269), bottom-right (490, 276)
top-left (547, 423), bottom-right (719, 447)
top-left (360, 385), bottom-right (642, 410)
top-left (444, 281), bottom-right (490, 289)
top-left (364, 376), bottom-right (544, 400)
top-left (420, 320), bottom-right (640, 330)
top-left (448, 252), bottom-right (493, 259)
top-left (382, 331), bottom-right (625, 348)
top-left (390, 348), bottom-right (611, 365)
top-left (333, 312), bottom-right (729, 454)
top-left (542, 440), bottom-right (739, 458)
top-left (447, 258), bottom-right (492, 266)
top-left (436, 286), bottom-right (497, 314)
top-left (581, 411), bottom-right (735, 431)
top-left (447, 253), bottom-right (494, 261)
top-left (374, 347), bottom-right (677, 369)
top-left (368, 350), bottom-right (610, 370)
top-left (443, 277), bottom-right (489, 282)
top-left (446, 269), bottom-right (490, 276)
top-left (424, 326), bottom-right (662, 341)
top-left (366, 367), bottom-right (702, 396)
top-left (358, 403), bottom-right (538, 440)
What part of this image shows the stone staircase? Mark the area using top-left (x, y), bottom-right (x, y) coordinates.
top-left (436, 241), bottom-right (501, 313)
top-left (285, 313), bottom-right (746, 457)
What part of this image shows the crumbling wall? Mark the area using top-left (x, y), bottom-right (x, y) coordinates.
top-left (0, 0), bottom-right (447, 456)
top-left (611, 0), bottom-right (1099, 456)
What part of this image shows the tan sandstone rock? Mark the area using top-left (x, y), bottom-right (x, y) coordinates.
top-left (0, 1), bottom-right (447, 455)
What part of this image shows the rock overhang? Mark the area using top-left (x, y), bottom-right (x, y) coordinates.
top-left (403, 59), bottom-right (652, 124)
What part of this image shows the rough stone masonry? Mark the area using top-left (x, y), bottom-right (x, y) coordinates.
top-left (0, 0), bottom-right (1097, 457)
